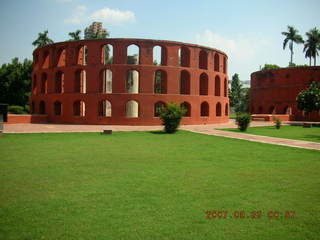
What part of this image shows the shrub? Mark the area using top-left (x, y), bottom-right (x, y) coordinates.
top-left (8, 105), bottom-right (25, 114)
top-left (235, 113), bottom-right (251, 131)
top-left (24, 105), bottom-right (30, 113)
top-left (273, 116), bottom-right (282, 129)
top-left (159, 103), bottom-right (186, 133)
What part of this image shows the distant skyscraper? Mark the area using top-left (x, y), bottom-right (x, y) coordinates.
top-left (84, 22), bottom-right (107, 39)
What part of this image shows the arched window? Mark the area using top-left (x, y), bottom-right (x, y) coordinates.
top-left (31, 101), bottom-right (35, 114)
top-left (54, 101), bottom-right (62, 116)
top-left (215, 76), bottom-right (221, 96)
top-left (42, 51), bottom-right (49, 69)
top-left (199, 73), bottom-right (208, 95)
top-left (100, 69), bottom-right (112, 93)
top-left (223, 56), bottom-right (227, 74)
top-left (126, 100), bottom-right (139, 118)
top-left (101, 44), bottom-right (113, 65)
top-left (224, 78), bottom-right (228, 97)
top-left (73, 100), bottom-right (85, 116)
top-left (154, 101), bottom-right (165, 117)
top-left (154, 70), bottom-right (167, 94)
top-left (225, 103), bottom-right (229, 116)
top-left (258, 106), bottom-right (263, 113)
top-left (178, 46), bottom-right (190, 67)
top-left (153, 45), bottom-right (167, 66)
top-left (39, 101), bottom-right (46, 114)
top-left (98, 100), bottom-right (112, 117)
top-left (181, 102), bottom-right (191, 117)
top-left (216, 102), bottom-right (222, 116)
top-left (269, 106), bottom-right (275, 114)
top-left (201, 102), bottom-right (209, 116)
top-left (77, 45), bottom-right (88, 65)
top-left (126, 70), bottom-right (139, 93)
top-left (74, 70), bottom-right (86, 93)
top-left (41, 73), bottom-right (47, 94)
top-left (56, 48), bottom-right (66, 67)
top-left (127, 44), bottom-right (139, 64)
top-left (199, 50), bottom-right (208, 69)
top-left (284, 106), bottom-right (292, 114)
top-left (55, 71), bottom-right (64, 93)
top-left (214, 53), bottom-right (220, 72)
top-left (180, 70), bottom-right (190, 94)
top-left (32, 74), bottom-right (37, 94)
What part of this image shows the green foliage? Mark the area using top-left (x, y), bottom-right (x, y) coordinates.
top-left (261, 64), bottom-right (280, 70)
top-left (32, 30), bottom-right (54, 48)
top-left (229, 74), bottom-right (250, 113)
top-left (273, 117), bottom-right (282, 129)
top-left (235, 113), bottom-right (251, 131)
top-left (288, 63), bottom-right (309, 67)
top-left (159, 103), bottom-right (186, 133)
top-left (296, 81), bottom-right (320, 114)
top-left (303, 27), bottom-right (320, 66)
top-left (282, 25), bottom-right (304, 65)
top-left (0, 58), bottom-right (32, 107)
top-left (68, 30), bottom-right (81, 41)
top-left (8, 105), bottom-right (24, 114)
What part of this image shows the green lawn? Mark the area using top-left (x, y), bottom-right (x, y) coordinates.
top-left (222, 125), bottom-right (320, 143)
top-left (0, 131), bottom-right (319, 240)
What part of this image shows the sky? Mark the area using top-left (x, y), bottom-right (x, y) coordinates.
top-left (0, 0), bottom-right (319, 81)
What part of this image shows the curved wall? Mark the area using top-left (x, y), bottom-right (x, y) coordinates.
top-left (31, 38), bottom-right (229, 125)
top-left (250, 67), bottom-right (320, 121)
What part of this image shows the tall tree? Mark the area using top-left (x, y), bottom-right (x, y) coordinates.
top-left (68, 30), bottom-right (82, 41)
top-left (282, 26), bottom-right (304, 65)
top-left (229, 73), bottom-right (242, 108)
top-left (32, 30), bottom-right (54, 48)
top-left (296, 81), bottom-right (320, 115)
top-left (303, 27), bottom-right (320, 66)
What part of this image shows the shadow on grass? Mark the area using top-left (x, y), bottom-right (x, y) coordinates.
top-left (303, 135), bottom-right (320, 141)
top-left (149, 130), bottom-right (168, 134)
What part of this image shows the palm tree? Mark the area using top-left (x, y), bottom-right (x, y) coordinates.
top-left (32, 30), bottom-right (54, 48)
top-left (303, 27), bottom-right (320, 66)
top-left (68, 30), bottom-right (82, 41)
top-left (282, 26), bottom-right (304, 65)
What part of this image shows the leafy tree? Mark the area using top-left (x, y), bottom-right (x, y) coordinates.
top-left (32, 30), bottom-right (54, 48)
top-left (87, 30), bottom-right (110, 39)
top-left (229, 73), bottom-right (242, 108)
top-left (303, 27), bottom-right (320, 66)
top-left (236, 88), bottom-right (250, 113)
top-left (68, 30), bottom-right (82, 41)
top-left (282, 25), bottom-right (304, 65)
top-left (159, 103), bottom-right (186, 133)
top-left (296, 81), bottom-right (320, 115)
top-left (235, 113), bottom-right (251, 131)
top-left (261, 64), bottom-right (280, 70)
top-left (0, 58), bottom-right (32, 107)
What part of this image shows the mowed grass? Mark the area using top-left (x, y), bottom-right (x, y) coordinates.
top-left (0, 131), bottom-right (320, 240)
top-left (222, 125), bottom-right (320, 143)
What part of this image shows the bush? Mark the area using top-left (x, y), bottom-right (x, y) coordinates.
top-left (273, 117), bottom-right (282, 129)
top-left (235, 113), bottom-right (251, 131)
top-left (159, 103), bottom-right (186, 133)
top-left (8, 105), bottom-right (25, 114)
top-left (24, 105), bottom-right (30, 113)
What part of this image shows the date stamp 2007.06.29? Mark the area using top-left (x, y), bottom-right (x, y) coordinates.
top-left (205, 210), bottom-right (296, 219)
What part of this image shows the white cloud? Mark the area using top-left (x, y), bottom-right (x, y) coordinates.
top-left (64, 5), bottom-right (87, 24)
top-left (90, 8), bottom-right (136, 24)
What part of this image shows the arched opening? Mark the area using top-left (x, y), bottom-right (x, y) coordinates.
top-left (154, 101), bottom-right (165, 117)
top-left (199, 73), bottom-right (208, 95)
top-left (223, 56), bottom-right (227, 74)
top-left (154, 70), bottom-right (167, 94)
top-left (225, 103), bottom-right (229, 116)
top-left (55, 71), bottom-right (64, 93)
top-left (258, 106), bottom-right (263, 114)
top-left (224, 78), bottom-right (228, 97)
top-left (178, 46), bottom-right (190, 67)
top-left (74, 69), bottom-right (86, 93)
top-left (269, 106), bottom-right (275, 114)
top-left (98, 100), bottom-right (112, 117)
top-left (181, 102), bottom-right (191, 117)
top-left (56, 48), bottom-right (66, 67)
top-left (101, 44), bottom-right (113, 65)
top-left (201, 102), bottom-right (209, 117)
top-left (54, 101), bottom-right (62, 116)
top-left (284, 106), bottom-right (292, 115)
top-left (31, 101), bottom-right (35, 114)
top-left (215, 76), bottom-right (221, 96)
top-left (214, 53), bottom-right (220, 72)
top-left (39, 101), bottom-right (46, 114)
top-left (73, 100), bottom-right (85, 116)
top-left (42, 51), bottom-right (49, 69)
top-left (32, 74), bottom-right (37, 94)
top-left (77, 45), bottom-right (88, 65)
top-left (100, 69), bottom-right (112, 93)
top-left (180, 70), bottom-right (190, 94)
top-left (127, 44), bottom-right (139, 64)
top-left (126, 70), bottom-right (139, 93)
top-left (153, 45), bottom-right (167, 66)
top-left (216, 102), bottom-right (222, 116)
top-left (41, 73), bottom-right (47, 94)
top-left (199, 50), bottom-right (208, 69)
top-left (126, 100), bottom-right (139, 118)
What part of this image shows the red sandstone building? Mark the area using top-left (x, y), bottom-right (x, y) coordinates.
top-left (30, 38), bottom-right (229, 125)
top-left (250, 67), bottom-right (320, 121)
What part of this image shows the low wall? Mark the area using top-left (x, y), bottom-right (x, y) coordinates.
top-left (6, 114), bottom-right (48, 124)
top-left (251, 114), bottom-right (290, 122)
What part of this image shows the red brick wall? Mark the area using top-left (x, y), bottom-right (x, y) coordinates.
top-left (6, 114), bottom-right (48, 124)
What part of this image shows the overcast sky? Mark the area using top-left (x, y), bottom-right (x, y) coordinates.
top-left (0, 0), bottom-right (319, 80)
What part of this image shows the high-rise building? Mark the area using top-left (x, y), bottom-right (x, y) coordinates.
top-left (84, 22), bottom-right (107, 39)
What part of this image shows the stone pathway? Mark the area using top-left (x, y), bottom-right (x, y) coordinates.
top-left (3, 120), bottom-right (320, 150)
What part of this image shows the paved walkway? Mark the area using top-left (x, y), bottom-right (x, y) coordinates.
top-left (3, 120), bottom-right (320, 150)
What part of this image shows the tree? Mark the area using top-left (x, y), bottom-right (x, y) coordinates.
top-left (261, 64), bottom-right (280, 70)
top-left (159, 103), bottom-right (186, 133)
top-left (32, 30), bottom-right (54, 48)
top-left (282, 26), bottom-right (304, 65)
top-left (296, 81), bottom-right (320, 115)
top-left (237, 88), bottom-right (250, 113)
top-left (229, 73), bottom-right (242, 108)
top-left (303, 27), bottom-right (320, 66)
top-left (87, 30), bottom-right (110, 39)
top-left (68, 30), bottom-right (81, 41)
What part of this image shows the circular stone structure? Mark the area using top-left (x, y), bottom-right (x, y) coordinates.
top-left (30, 38), bottom-right (229, 125)
top-left (250, 66), bottom-right (320, 121)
